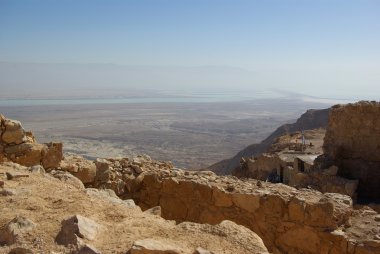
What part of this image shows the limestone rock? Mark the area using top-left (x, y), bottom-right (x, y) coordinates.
top-left (178, 220), bottom-right (269, 254)
top-left (86, 188), bottom-right (138, 209)
top-left (50, 170), bottom-right (85, 190)
top-left (61, 155), bottom-right (96, 183)
top-left (4, 143), bottom-right (44, 167)
top-left (28, 165), bottom-right (45, 174)
top-left (323, 101), bottom-right (380, 199)
top-left (41, 142), bottom-right (63, 169)
top-left (56, 215), bottom-right (101, 246)
top-left (1, 119), bottom-right (26, 145)
top-left (128, 238), bottom-right (184, 254)
top-left (0, 216), bottom-right (36, 245)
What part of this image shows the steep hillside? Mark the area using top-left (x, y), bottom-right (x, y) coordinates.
top-left (208, 108), bottom-right (330, 175)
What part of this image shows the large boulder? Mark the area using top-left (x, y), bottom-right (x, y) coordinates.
top-left (42, 142), bottom-right (63, 169)
top-left (56, 215), bottom-right (101, 246)
top-left (1, 119), bottom-right (26, 145)
top-left (61, 155), bottom-right (96, 184)
top-left (50, 170), bottom-right (85, 190)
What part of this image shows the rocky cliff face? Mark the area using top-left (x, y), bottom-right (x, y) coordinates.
top-left (323, 101), bottom-right (380, 200)
top-left (208, 108), bottom-right (330, 175)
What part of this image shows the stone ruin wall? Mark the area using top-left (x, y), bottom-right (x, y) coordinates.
top-left (323, 101), bottom-right (380, 200)
top-left (236, 153), bottom-right (359, 199)
top-left (62, 154), bottom-right (379, 254)
top-left (125, 169), bottom-right (378, 254)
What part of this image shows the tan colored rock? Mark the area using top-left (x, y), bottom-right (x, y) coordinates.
top-left (4, 143), bottom-right (44, 167)
top-left (128, 238), bottom-right (184, 254)
top-left (212, 186), bottom-right (233, 207)
top-left (323, 101), bottom-right (380, 200)
top-left (178, 220), bottom-right (269, 254)
top-left (29, 165), bottom-right (45, 174)
top-left (50, 170), bottom-right (85, 190)
top-left (288, 196), bottom-right (306, 223)
top-left (56, 215), bottom-right (101, 246)
top-left (1, 119), bottom-right (26, 144)
top-left (61, 155), bottom-right (96, 183)
top-left (276, 227), bottom-right (321, 254)
top-left (231, 193), bottom-right (260, 213)
top-left (0, 216), bottom-right (35, 245)
top-left (86, 188), bottom-right (138, 209)
top-left (42, 142), bottom-right (63, 169)
top-left (24, 131), bottom-right (36, 143)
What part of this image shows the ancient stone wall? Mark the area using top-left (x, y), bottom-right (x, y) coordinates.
top-left (129, 169), bottom-right (379, 254)
top-left (57, 154), bottom-right (380, 254)
top-left (232, 153), bottom-right (287, 182)
top-left (323, 101), bottom-right (380, 200)
top-left (0, 114), bottom-right (62, 168)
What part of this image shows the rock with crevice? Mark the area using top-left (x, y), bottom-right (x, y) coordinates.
top-left (61, 155), bottom-right (96, 183)
top-left (56, 215), bottom-right (101, 246)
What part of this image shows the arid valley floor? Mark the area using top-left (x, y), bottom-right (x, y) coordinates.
top-left (1, 98), bottom-right (333, 169)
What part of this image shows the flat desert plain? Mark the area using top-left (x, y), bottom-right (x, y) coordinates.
top-left (1, 98), bottom-right (331, 169)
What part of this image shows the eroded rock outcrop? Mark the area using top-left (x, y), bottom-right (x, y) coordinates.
top-left (323, 101), bottom-right (380, 200)
top-left (0, 114), bottom-right (63, 169)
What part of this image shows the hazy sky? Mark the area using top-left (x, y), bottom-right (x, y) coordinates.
top-left (0, 0), bottom-right (379, 99)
